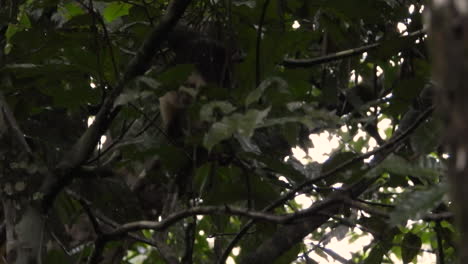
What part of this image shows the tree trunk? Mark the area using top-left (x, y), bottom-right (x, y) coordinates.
top-left (3, 200), bottom-right (44, 264)
top-left (430, 1), bottom-right (468, 262)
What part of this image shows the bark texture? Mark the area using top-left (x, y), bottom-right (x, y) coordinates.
top-left (430, 1), bottom-right (468, 262)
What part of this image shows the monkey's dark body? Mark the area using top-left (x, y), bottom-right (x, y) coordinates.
top-left (160, 27), bottom-right (232, 137)
top-left (150, 26), bottom-right (233, 204)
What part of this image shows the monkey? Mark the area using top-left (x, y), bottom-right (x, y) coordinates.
top-left (144, 27), bottom-right (234, 204)
top-left (158, 27), bottom-right (231, 139)
top-left (159, 72), bottom-right (207, 139)
top-left (159, 90), bottom-right (191, 139)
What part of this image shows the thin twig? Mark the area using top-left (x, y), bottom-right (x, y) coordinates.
top-left (255, 0), bottom-right (271, 87)
top-left (435, 221), bottom-right (446, 264)
top-left (86, 119), bottom-right (136, 165)
top-left (355, 198), bottom-right (395, 208)
top-left (78, 199), bottom-right (102, 235)
top-left (311, 242), bottom-right (351, 264)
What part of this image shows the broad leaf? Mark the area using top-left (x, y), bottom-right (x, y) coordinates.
top-left (390, 183), bottom-right (448, 225)
top-left (103, 2), bottom-right (132, 22)
top-left (203, 108), bottom-right (270, 150)
top-left (401, 232), bottom-right (422, 264)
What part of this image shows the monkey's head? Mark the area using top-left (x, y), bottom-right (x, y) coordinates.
top-left (168, 27), bottom-right (232, 87)
top-left (159, 27), bottom-right (234, 140)
top-left (159, 69), bottom-right (208, 134)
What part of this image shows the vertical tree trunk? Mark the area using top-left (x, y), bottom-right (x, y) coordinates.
top-left (430, 1), bottom-right (468, 262)
top-left (0, 96), bottom-right (45, 264)
top-left (3, 200), bottom-right (44, 264)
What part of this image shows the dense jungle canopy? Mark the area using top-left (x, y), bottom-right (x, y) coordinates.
top-left (1, 0), bottom-right (467, 263)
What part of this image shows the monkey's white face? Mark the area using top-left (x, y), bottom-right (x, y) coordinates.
top-left (159, 71), bottom-right (208, 137)
top-left (185, 71), bottom-right (207, 89)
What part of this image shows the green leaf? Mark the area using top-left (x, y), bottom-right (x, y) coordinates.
top-left (145, 146), bottom-right (191, 173)
top-left (202, 166), bottom-right (246, 205)
top-left (103, 2), bottom-right (133, 22)
top-left (200, 101), bottom-right (236, 122)
top-left (238, 108), bottom-right (271, 137)
top-left (44, 249), bottom-right (75, 263)
top-left (5, 8), bottom-right (31, 44)
top-left (233, 0), bottom-right (256, 8)
top-left (387, 77), bottom-right (425, 116)
top-left (410, 118), bottom-right (443, 155)
top-left (380, 155), bottom-right (441, 184)
top-left (235, 134), bottom-right (261, 153)
top-left (114, 90), bottom-right (153, 106)
top-left (273, 243), bottom-right (302, 264)
top-left (61, 2), bottom-right (85, 19)
top-left (203, 122), bottom-right (234, 151)
top-left (5, 24), bottom-right (19, 42)
top-left (43, 83), bottom-right (99, 109)
top-left (62, 13), bottom-right (94, 28)
top-left (401, 232), bottom-right (422, 264)
top-left (280, 68), bottom-right (313, 99)
top-left (19, 13), bottom-right (31, 27)
top-left (242, 153), bottom-right (307, 183)
top-left (376, 34), bottom-right (421, 60)
top-left (203, 108), bottom-right (270, 150)
top-left (136, 76), bottom-right (161, 90)
top-left (261, 116), bottom-right (313, 129)
top-left (389, 183), bottom-right (448, 225)
top-left (158, 64), bottom-right (195, 87)
top-left (193, 163), bottom-right (212, 195)
top-left (321, 152), bottom-right (361, 180)
top-left (245, 77), bottom-right (288, 107)
top-left (363, 227), bottom-right (399, 264)
top-left (364, 244), bottom-right (385, 264)
top-left (261, 108), bottom-right (340, 130)
top-left (383, 0), bottom-right (399, 8)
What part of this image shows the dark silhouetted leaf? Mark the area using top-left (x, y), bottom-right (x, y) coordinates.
top-left (401, 232), bottom-right (422, 264)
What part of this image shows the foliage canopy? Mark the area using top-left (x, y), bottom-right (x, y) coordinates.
top-left (0, 0), bottom-right (453, 263)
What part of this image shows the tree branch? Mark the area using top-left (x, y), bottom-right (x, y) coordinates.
top-left (282, 29), bottom-right (425, 68)
top-left (40, 0), bottom-right (193, 212)
top-left (65, 189), bottom-right (176, 262)
top-left (81, 94), bottom-right (433, 264)
top-left (255, 0), bottom-right (271, 86)
top-left (311, 242), bottom-right (351, 264)
top-left (219, 103), bottom-right (434, 264)
top-left (86, 205), bottom-right (298, 263)
top-left (59, 0), bottom-right (192, 170)
top-left (0, 92), bottom-right (32, 156)
top-left (230, 100), bottom-right (434, 263)
top-left (108, 206), bottom-right (287, 238)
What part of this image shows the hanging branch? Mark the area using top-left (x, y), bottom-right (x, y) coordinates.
top-left (282, 30), bottom-right (425, 68)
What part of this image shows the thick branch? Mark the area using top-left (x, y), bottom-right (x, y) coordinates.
top-left (59, 0), bottom-right (192, 170)
top-left (107, 206), bottom-right (286, 239)
top-left (87, 205), bottom-right (313, 263)
top-left (40, 0), bottom-right (192, 211)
